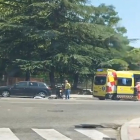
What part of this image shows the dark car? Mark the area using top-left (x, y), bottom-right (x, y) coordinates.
top-left (0, 81), bottom-right (52, 98)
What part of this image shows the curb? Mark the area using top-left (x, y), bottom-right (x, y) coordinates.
top-left (121, 122), bottom-right (129, 140)
top-left (48, 96), bottom-right (93, 99)
top-left (121, 118), bottom-right (140, 140)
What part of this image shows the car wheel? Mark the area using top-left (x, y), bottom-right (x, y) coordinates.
top-left (36, 91), bottom-right (46, 98)
top-left (2, 90), bottom-right (10, 97)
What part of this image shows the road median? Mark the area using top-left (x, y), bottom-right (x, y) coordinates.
top-left (121, 118), bottom-right (140, 140)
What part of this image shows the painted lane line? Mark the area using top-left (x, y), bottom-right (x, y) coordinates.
top-left (75, 128), bottom-right (109, 140)
top-left (0, 128), bottom-right (19, 140)
top-left (32, 129), bottom-right (72, 140)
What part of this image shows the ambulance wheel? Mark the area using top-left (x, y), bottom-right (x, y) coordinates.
top-left (111, 94), bottom-right (117, 100)
top-left (98, 97), bottom-right (105, 100)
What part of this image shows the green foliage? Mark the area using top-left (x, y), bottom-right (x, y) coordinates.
top-left (124, 48), bottom-right (140, 70)
top-left (0, 0), bottom-right (138, 86)
top-left (101, 59), bottom-right (129, 70)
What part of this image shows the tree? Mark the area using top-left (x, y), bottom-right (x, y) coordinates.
top-left (124, 48), bottom-right (140, 70)
top-left (100, 59), bottom-right (129, 70)
top-left (0, 0), bottom-right (131, 88)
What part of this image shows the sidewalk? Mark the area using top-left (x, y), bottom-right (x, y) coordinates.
top-left (50, 94), bottom-right (93, 99)
top-left (70, 94), bottom-right (93, 98)
top-left (121, 118), bottom-right (140, 140)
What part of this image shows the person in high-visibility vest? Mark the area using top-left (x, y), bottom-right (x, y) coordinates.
top-left (64, 80), bottom-right (71, 99)
top-left (134, 82), bottom-right (140, 101)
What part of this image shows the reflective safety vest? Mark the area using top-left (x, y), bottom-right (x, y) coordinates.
top-left (135, 84), bottom-right (140, 92)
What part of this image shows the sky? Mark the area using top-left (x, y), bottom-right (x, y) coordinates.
top-left (91, 0), bottom-right (140, 48)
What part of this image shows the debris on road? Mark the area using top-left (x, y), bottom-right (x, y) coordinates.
top-left (34, 96), bottom-right (44, 99)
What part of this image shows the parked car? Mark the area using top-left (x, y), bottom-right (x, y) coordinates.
top-left (0, 81), bottom-right (52, 98)
top-left (82, 89), bottom-right (93, 95)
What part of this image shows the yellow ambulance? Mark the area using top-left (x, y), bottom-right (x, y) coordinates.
top-left (93, 68), bottom-right (117, 100)
top-left (93, 69), bottom-right (140, 100)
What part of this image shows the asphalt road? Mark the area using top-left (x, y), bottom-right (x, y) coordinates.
top-left (0, 98), bottom-right (140, 140)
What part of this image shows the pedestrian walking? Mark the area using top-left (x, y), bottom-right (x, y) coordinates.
top-left (64, 80), bottom-right (71, 99)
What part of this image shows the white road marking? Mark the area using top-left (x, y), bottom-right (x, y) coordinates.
top-left (32, 129), bottom-right (72, 140)
top-left (75, 128), bottom-right (109, 140)
top-left (0, 128), bottom-right (19, 140)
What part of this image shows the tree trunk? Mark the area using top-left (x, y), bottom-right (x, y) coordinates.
top-left (25, 70), bottom-right (30, 81)
top-left (91, 74), bottom-right (94, 91)
top-left (86, 76), bottom-right (88, 90)
top-left (73, 73), bottom-right (79, 89)
top-left (49, 68), bottom-right (55, 88)
top-left (59, 73), bottom-right (63, 84)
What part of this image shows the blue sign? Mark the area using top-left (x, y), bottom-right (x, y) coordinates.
top-left (97, 69), bottom-right (103, 72)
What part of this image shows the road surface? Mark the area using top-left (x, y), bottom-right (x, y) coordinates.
top-left (0, 98), bottom-right (140, 140)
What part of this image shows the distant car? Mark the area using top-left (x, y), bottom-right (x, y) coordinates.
top-left (82, 89), bottom-right (93, 95)
top-left (0, 81), bottom-right (52, 98)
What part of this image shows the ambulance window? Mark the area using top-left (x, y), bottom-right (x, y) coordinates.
top-left (94, 76), bottom-right (106, 85)
top-left (117, 78), bottom-right (132, 86)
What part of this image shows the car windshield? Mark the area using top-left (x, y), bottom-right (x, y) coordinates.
top-left (94, 76), bottom-right (106, 85)
top-left (39, 82), bottom-right (48, 88)
top-left (44, 83), bottom-right (49, 87)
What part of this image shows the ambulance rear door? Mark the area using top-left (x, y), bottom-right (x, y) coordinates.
top-left (93, 74), bottom-right (107, 97)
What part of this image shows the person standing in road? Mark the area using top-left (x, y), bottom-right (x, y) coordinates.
top-left (64, 80), bottom-right (71, 99)
top-left (134, 81), bottom-right (140, 101)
